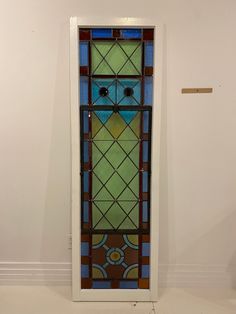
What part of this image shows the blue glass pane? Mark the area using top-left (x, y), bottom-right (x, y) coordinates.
top-left (143, 111), bottom-right (149, 133)
top-left (117, 79), bottom-right (141, 105)
top-left (80, 42), bottom-right (88, 66)
top-left (81, 242), bottom-right (89, 256)
top-left (80, 76), bottom-right (88, 105)
top-left (83, 141), bottom-right (89, 163)
top-left (92, 79), bottom-right (116, 105)
top-left (145, 42), bottom-right (153, 67)
top-left (142, 171), bottom-right (148, 192)
top-left (83, 111), bottom-right (89, 133)
top-left (83, 201), bottom-right (89, 222)
top-left (142, 265), bottom-right (149, 278)
top-left (144, 77), bottom-right (153, 105)
top-left (120, 281), bottom-right (138, 289)
top-left (142, 243), bottom-right (150, 256)
top-left (92, 28), bottom-right (112, 38)
top-left (92, 281), bottom-right (111, 288)
top-left (81, 265), bottom-right (89, 278)
top-left (120, 111), bottom-right (137, 124)
top-left (121, 29), bottom-right (141, 39)
top-left (83, 171), bottom-right (89, 192)
top-left (143, 141), bottom-right (148, 162)
top-left (142, 201), bottom-right (148, 222)
top-left (94, 111), bottom-right (113, 124)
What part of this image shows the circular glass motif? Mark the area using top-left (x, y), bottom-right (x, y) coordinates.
top-left (106, 247), bottom-right (124, 265)
top-left (124, 87), bottom-right (134, 97)
top-left (99, 87), bottom-right (109, 97)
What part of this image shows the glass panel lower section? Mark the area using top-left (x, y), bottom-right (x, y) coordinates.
top-left (80, 106), bottom-right (151, 289)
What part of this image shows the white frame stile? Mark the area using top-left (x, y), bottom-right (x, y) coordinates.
top-left (70, 17), bottom-right (163, 302)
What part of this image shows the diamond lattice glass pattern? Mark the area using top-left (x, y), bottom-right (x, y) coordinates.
top-left (79, 27), bottom-right (154, 290)
top-left (92, 111), bottom-right (140, 230)
top-left (91, 41), bottom-right (142, 75)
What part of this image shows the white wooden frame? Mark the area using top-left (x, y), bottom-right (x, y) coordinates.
top-left (70, 17), bottom-right (163, 302)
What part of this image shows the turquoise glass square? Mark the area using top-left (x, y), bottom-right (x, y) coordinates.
top-left (117, 79), bottom-right (141, 105)
top-left (92, 79), bottom-right (116, 105)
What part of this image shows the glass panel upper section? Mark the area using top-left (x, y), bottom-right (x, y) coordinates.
top-left (91, 41), bottom-right (142, 75)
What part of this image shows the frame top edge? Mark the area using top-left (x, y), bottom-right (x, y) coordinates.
top-left (70, 16), bottom-right (162, 28)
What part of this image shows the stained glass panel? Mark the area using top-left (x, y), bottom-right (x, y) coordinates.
top-left (79, 27), bottom-right (154, 290)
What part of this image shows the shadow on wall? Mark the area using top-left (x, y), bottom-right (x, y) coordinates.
top-left (40, 21), bottom-right (71, 262)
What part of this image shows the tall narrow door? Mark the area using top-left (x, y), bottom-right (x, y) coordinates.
top-left (71, 19), bottom-right (161, 301)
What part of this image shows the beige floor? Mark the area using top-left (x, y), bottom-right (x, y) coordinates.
top-left (0, 286), bottom-right (235, 314)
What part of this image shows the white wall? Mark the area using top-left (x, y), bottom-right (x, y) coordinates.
top-left (0, 0), bottom-right (236, 286)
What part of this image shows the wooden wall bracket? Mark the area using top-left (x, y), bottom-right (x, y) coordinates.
top-left (182, 88), bottom-right (213, 94)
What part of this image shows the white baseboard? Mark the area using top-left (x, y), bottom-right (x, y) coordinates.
top-left (158, 264), bottom-right (234, 288)
top-left (0, 262), bottom-right (71, 285)
top-left (0, 262), bottom-right (234, 287)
